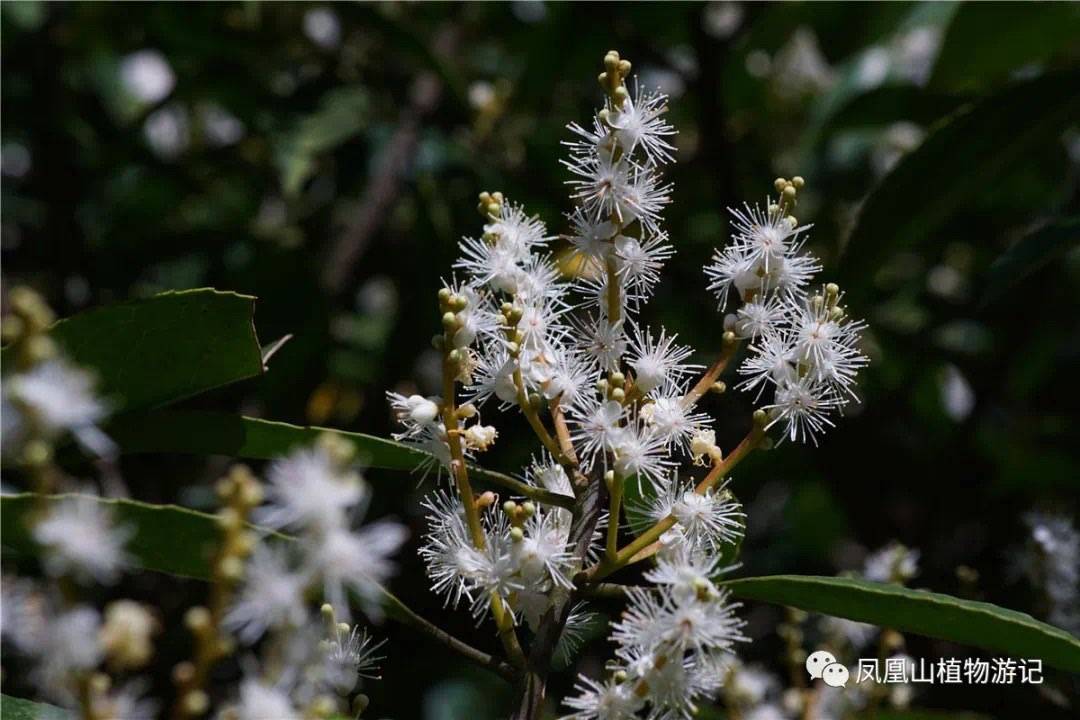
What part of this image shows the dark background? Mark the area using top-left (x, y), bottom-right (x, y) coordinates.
top-left (3, 2), bottom-right (1078, 718)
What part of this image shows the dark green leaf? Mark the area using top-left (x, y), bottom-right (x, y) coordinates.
top-left (104, 409), bottom-right (573, 507)
top-left (1, 289), bottom-right (262, 414)
top-left (275, 86), bottom-right (369, 197)
top-left (980, 218), bottom-right (1080, 308)
top-left (839, 72), bottom-right (1080, 297)
top-left (723, 575), bottom-right (1080, 673)
top-left (877, 710), bottom-right (991, 720)
top-left (0, 695), bottom-right (68, 720)
top-left (930, 4), bottom-right (1080, 93)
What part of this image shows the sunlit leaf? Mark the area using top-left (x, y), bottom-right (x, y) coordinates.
top-left (723, 575), bottom-right (1080, 673)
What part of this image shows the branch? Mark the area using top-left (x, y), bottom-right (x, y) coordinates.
top-left (441, 353), bottom-right (527, 669)
top-left (379, 589), bottom-right (516, 682)
top-left (683, 330), bottom-right (740, 407)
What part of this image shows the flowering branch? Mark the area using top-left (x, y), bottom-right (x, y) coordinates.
top-left (439, 336), bottom-right (528, 669)
top-left (384, 49), bottom-right (868, 720)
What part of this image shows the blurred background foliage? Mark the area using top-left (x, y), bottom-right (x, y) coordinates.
top-left (2, 2), bottom-right (1079, 717)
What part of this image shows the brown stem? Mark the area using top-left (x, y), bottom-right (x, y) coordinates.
top-left (683, 331), bottom-right (740, 407)
top-left (442, 353), bottom-right (527, 668)
top-left (512, 473), bottom-right (604, 720)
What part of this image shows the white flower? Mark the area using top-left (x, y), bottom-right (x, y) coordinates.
top-left (764, 374), bottom-right (842, 445)
top-left (31, 605), bottom-right (103, 702)
top-left (788, 294), bottom-right (868, 395)
top-left (640, 396), bottom-right (710, 450)
top-left (323, 625), bottom-right (385, 694)
top-left (1023, 511), bottom-right (1080, 633)
top-left (563, 674), bottom-right (645, 720)
top-left (614, 232), bottom-right (675, 301)
top-left (235, 678), bottom-right (301, 720)
top-left (513, 508), bottom-right (576, 591)
top-left (649, 482), bottom-right (745, 553)
top-left (388, 392), bottom-right (441, 436)
top-left (463, 424), bottom-right (498, 452)
top-left (6, 358), bottom-right (114, 456)
top-left (863, 541), bottom-right (919, 584)
top-left (309, 519), bottom-right (408, 621)
top-left (256, 447), bottom-right (365, 532)
top-left (96, 682), bottom-right (158, 720)
top-left (611, 421), bottom-right (672, 488)
top-left (0, 575), bottom-right (45, 653)
top-left (225, 545), bottom-right (309, 643)
top-left (574, 312), bottom-right (629, 371)
top-left (33, 494), bottom-right (131, 584)
top-left (420, 491), bottom-right (521, 617)
top-left (570, 398), bottom-right (626, 461)
top-left (607, 82), bottom-right (676, 165)
top-left (99, 600), bottom-right (157, 670)
top-left (628, 325), bottom-right (699, 395)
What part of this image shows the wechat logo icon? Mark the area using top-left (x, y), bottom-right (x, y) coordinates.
top-left (806, 649), bottom-right (849, 688)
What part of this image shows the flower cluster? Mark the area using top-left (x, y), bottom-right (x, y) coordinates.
top-left (386, 50), bottom-right (869, 719)
top-left (707, 180), bottom-right (869, 445)
top-left (218, 438), bottom-right (406, 718)
top-left (374, 45), bottom-right (869, 718)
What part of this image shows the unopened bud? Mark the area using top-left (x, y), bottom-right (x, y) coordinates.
top-left (520, 501), bottom-right (535, 517)
top-left (183, 690), bottom-right (209, 716)
top-left (173, 661), bottom-right (196, 685)
top-left (184, 607), bottom-right (211, 634)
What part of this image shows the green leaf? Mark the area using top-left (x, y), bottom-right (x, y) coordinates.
top-left (1, 289), bottom-right (262, 414)
top-left (980, 218), bottom-right (1080, 308)
top-left (876, 711), bottom-right (991, 720)
top-left (722, 575), bottom-right (1080, 673)
top-left (0, 695), bottom-right (69, 720)
top-left (930, 3), bottom-right (1080, 93)
top-left (839, 72), bottom-right (1080, 297)
top-left (275, 86), bottom-right (369, 197)
top-left (104, 410), bottom-right (572, 507)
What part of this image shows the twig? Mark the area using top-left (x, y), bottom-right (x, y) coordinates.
top-left (683, 331), bottom-right (740, 407)
top-left (581, 416), bottom-right (766, 582)
top-left (378, 588), bottom-right (516, 682)
top-left (441, 351), bottom-right (527, 669)
top-left (321, 27), bottom-right (457, 293)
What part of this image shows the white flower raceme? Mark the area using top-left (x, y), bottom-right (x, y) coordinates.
top-left (33, 493), bottom-right (132, 584)
top-left (383, 50), bottom-right (871, 720)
